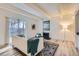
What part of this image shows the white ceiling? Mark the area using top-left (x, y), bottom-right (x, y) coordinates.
top-left (10, 3), bottom-right (79, 20)
top-left (36, 3), bottom-right (59, 17)
top-left (25, 3), bottom-right (79, 25)
top-left (3, 3), bottom-right (79, 23)
top-left (11, 3), bottom-right (47, 19)
top-left (36, 3), bottom-right (78, 17)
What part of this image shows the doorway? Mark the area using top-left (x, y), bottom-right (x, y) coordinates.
top-left (8, 18), bottom-right (26, 48)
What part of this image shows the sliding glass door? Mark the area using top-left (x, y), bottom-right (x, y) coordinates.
top-left (8, 18), bottom-right (26, 47)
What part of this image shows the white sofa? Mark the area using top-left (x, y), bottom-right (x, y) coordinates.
top-left (12, 36), bottom-right (44, 56)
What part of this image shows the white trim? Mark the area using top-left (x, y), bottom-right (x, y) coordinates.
top-left (0, 46), bottom-right (11, 54)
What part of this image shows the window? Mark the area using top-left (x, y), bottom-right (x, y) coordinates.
top-left (9, 18), bottom-right (26, 37)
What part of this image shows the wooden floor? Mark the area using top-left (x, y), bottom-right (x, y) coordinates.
top-left (0, 40), bottom-right (78, 56)
top-left (45, 40), bottom-right (78, 56)
top-left (0, 48), bottom-right (23, 56)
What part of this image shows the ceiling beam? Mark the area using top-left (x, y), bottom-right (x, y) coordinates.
top-left (0, 4), bottom-right (43, 20)
top-left (24, 4), bottom-right (51, 19)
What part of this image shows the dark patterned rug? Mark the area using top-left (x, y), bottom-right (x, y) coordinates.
top-left (37, 42), bottom-right (59, 56)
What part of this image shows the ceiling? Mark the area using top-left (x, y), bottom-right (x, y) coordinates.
top-left (0, 3), bottom-right (78, 25)
top-left (11, 3), bottom-right (79, 19)
top-left (28, 4), bottom-right (79, 25)
top-left (35, 3), bottom-right (78, 18)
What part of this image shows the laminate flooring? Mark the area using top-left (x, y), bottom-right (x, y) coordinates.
top-left (0, 48), bottom-right (23, 56)
top-left (0, 40), bottom-right (78, 56)
top-left (46, 40), bottom-right (78, 56)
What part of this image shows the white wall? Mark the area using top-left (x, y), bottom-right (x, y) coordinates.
top-left (76, 11), bottom-right (79, 33)
top-left (50, 18), bottom-right (64, 40)
top-left (26, 18), bottom-right (43, 39)
top-left (0, 7), bottom-right (42, 47)
top-left (0, 4), bottom-right (75, 47)
top-left (75, 10), bottom-right (79, 48)
top-left (50, 16), bottom-right (75, 42)
top-left (0, 15), bottom-right (7, 46)
top-left (0, 9), bottom-right (20, 46)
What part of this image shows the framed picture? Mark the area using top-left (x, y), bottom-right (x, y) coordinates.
top-left (43, 21), bottom-right (50, 31)
top-left (32, 24), bottom-right (35, 30)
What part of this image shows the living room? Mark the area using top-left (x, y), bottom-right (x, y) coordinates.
top-left (0, 3), bottom-right (78, 56)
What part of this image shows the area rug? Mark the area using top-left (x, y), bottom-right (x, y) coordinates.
top-left (37, 42), bottom-right (59, 56)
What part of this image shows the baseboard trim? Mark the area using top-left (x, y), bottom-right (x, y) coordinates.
top-left (0, 44), bottom-right (8, 49)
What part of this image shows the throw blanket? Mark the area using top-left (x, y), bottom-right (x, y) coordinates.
top-left (27, 38), bottom-right (39, 55)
